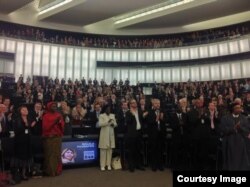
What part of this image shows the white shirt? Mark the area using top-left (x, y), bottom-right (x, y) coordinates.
top-left (132, 110), bottom-right (141, 130)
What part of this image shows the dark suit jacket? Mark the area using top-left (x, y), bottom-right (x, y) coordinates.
top-left (0, 115), bottom-right (9, 138)
top-left (125, 109), bottom-right (144, 138)
top-left (170, 112), bottom-right (188, 138)
top-left (115, 109), bottom-right (127, 134)
top-left (147, 109), bottom-right (166, 138)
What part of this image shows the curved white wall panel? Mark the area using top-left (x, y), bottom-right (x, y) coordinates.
top-left (210, 64), bottom-right (221, 81)
top-left (154, 69), bottom-right (162, 83)
top-left (6, 40), bottom-right (16, 53)
top-left (58, 47), bottom-right (66, 80)
top-left (0, 35), bottom-right (250, 83)
top-left (0, 39), bottom-right (5, 51)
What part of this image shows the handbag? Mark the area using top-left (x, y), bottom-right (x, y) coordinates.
top-left (111, 156), bottom-right (122, 170)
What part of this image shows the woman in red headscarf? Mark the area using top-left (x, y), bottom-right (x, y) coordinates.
top-left (42, 102), bottom-right (64, 176)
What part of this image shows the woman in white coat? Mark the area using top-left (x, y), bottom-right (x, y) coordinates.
top-left (98, 105), bottom-right (117, 171)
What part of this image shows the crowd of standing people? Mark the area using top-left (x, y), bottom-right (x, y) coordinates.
top-left (0, 75), bottom-right (250, 184)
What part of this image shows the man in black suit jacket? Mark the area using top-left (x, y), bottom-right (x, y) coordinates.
top-left (125, 99), bottom-right (145, 172)
top-left (0, 104), bottom-right (9, 137)
top-left (170, 105), bottom-right (190, 170)
top-left (115, 101), bottom-right (129, 134)
top-left (86, 103), bottom-right (102, 134)
top-left (29, 102), bottom-right (44, 136)
top-left (147, 99), bottom-right (166, 171)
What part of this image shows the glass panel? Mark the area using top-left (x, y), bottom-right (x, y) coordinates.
top-left (145, 51), bottom-right (153, 62)
top-left (171, 49), bottom-right (180, 61)
top-left (33, 44), bottom-right (41, 76)
top-left (239, 39), bottom-right (250, 52)
top-left (210, 64), bottom-right (220, 80)
top-left (121, 51), bottom-right (129, 61)
top-left (41, 45), bottom-right (50, 76)
top-left (242, 60), bottom-right (250, 77)
top-left (121, 69), bottom-right (129, 82)
top-left (129, 69), bottom-right (137, 85)
top-left (154, 51), bottom-right (162, 61)
top-left (113, 51), bottom-right (121, 61)
top-left (81, 49), bottom-right (89, 79)
top-left (199, 46), bottom-right (208, 58)
top-left (66, 48), bottom-right (73, 80)
top-left (220, 63), bottom-right (231, 79)
top-left (137, 69), bottom-right (145, 82)
top-left (180, 48), bottom-right (189, 60)
top-left (172, 68), bottom-right (180, 82)
top-left (209, 44), bottom-right (219, 57)
top-left (146, 69), bottom-right (153, 83)
top-left (162, 68), bottom-right (171, 83)
top-left (129, 51), bottom-right (137, 61)
top-left (74, 48), bottom-right (81, 81)
top-left (105, 50), bottom-right (112, 61)
top-left (181, 67), bottom-right (190, 82)
top-left (154, 69), bottom-right (162, 83)
top-left (231, 62), bottom-right (241, 79)
top-left (137, 51), bottom-right (145, 61)
top-left (96, 68), bottom-right (104, 81)
top-left (162, 50), bottom-right (171, 61)
top-left (24, 43), bottom-right (33, 80)
top-left (15, 42), bottom-right (24, 78)
top-left (104, 69), bottom-right (112, 84)
top-left (6, 40), bottom-right (16, 52)
top-left (229, 41), bottom-right (239, 54)
top-left (113, 68), bottom-right (121, 82)
top-left (190, 66), bottom-right (200, 81)
top-left (89, 50), bottom-right (96, 79)
top-left (0, 38), bottom-right (5, 51)
top-left (50, 46), bottom-right (58, 79)
top-left (58, 47), bottom-right (66, 80)
top-left (219, 43), bottom-right (229, 56)
top-left (190, 47), bottom-right (198, 59)
top-left (200, 65), bottom-right (210, 81)
top-left (97, 50), bottom-right (104, 61)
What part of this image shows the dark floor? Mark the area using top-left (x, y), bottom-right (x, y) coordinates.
top-left (14, 167), bottom-right (172, 187)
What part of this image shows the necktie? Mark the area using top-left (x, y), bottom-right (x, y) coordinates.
top-left (156, 110), bottom-right (160, 130)
top-left (178, 113), bottom-right (183, 135)
top-left (211, 113), bottom-right (215, 129)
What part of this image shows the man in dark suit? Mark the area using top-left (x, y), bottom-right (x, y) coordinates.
top-left (147, 99), bottom-right (166, 171)
top-left (86, 103), bottom-right (102, 134)
top-left (220, 103), bottom-right (250, 170)
top-left (0, 104), bottom-right (9, 137)
top-left (125, 99), bottom-right (145, 172)
top-left (29, 102), bottom-right (44, 136)
top-left (187, 98), bottom-right (207, 170)
top-left (170, 105), bottom-right (189, 170)
top-left (115, 101), bottom-right (129, 134)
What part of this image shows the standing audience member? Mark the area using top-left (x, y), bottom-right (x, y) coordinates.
top-left (170, 103), bottom-right (189, 170)
top-left (125, 99), bottom-right (145, 172)
top-left (220, 103), bottom-right (250, 170)
top-left (98, 105), bottom-right (117, 171)
top-left (147, 99), bottom-right (166, 171)
top-left (42, 102), bottom-right (64, 176)
top-left (12, 105), bottom-right (32, 180)
top-left (71, 103), bottom-right (87, 125)
top-left (30, 102), bottom-right (43, 136)
top-left (0, 104), bottom-right (8, 137)
top-left (59, 101), bottom-right (72, 135)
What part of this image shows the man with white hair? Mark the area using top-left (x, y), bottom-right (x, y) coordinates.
top-left (147, 99), bottom-right (166, 171)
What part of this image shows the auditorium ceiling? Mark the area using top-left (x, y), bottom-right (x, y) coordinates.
top-left (0, 0), bottom-right (249, 35)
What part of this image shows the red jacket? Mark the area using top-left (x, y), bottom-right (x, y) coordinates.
top-left (42, 112), bottom-right (64, 137)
